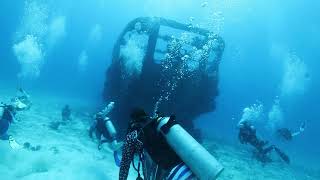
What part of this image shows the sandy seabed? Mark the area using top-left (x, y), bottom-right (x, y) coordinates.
top-left (0, 91), bottom-right (319, 180)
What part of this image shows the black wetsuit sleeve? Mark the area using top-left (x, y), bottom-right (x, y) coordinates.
top-left (142, 121), bottom-right (182, 170)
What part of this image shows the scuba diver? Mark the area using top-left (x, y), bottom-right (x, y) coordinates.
top-left (11, 88), bottom-right (32, 111)
top-left (0, 102), bottom-right (40, 150)
top-left (238, 121), bottom-right (290, 164)
top-left (276, 121), bottom-right (306, 141)
top-left (0, 103), bottom-right (22, 149)
top-left (61, 105), bottom-right (71, 121)
top-left (49, 105), bottom-right (71, 130)
top-left (49, 105), bottom-right (72, 130)
top-left (0, 104), bottom-right (16, 140)
top-left (89, 102), bottom-right (121, 150)
top-left (118, 108), bottom-right (223, 180)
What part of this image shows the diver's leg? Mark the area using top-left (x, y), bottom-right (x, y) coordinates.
top-left (252, 136), bottom-right (269, 152)
top-left (274, 147), bottom-right (290, 164)
top-left (0, 120), bottom-right (10, 140)
top-left (89, 125), bottom-right (95, 138)
top-left (96, 131), bottom-right (103, 149)
top-left (261, 145), bottom-right (275, 155)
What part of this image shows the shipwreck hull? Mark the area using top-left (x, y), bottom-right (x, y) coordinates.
top-left (103, 17), bottom-right (224, 139)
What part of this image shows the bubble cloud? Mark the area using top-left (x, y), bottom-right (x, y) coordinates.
top-left (267, 99), bottom-right (284, 131)
top-left (47, 16), bottom-right (66, 47)
top-left (12, 0), bottom-right (67, 80)
top-left (120, 31), bottom-right (148, 77)
top-left (89, 24), bottom-right (102, 43)
top-left (13, 35), bottom-right (44, 79)
top-left (281, 54), bottom-right (310, 97)
top-left (238, 102), bottom-right (264, 126)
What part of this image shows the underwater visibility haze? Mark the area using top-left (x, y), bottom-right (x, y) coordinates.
top-left (0, 0), bottom-right (319, 179)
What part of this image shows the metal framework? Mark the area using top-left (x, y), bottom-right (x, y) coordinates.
top-left (103, 17), bottom-right (225, 139)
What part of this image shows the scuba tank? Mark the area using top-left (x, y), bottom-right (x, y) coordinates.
top-left (156, 116), bottom-right (224, 179)
top-left (105, 117), bottom-right (120, 149)
top-left (101, 101), bottom-right (115, 116)
top-left (105, 117), bottom-right (117, 139)
top-left (101, 102), bottom-right (122, 150)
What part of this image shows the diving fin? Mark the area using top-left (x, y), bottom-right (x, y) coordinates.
top-left (114, 150), bottom-right (122, 167)
top-left (9, 136), bottom-right (22, 150)
top-left (112, 141), bottom-right (123, 167)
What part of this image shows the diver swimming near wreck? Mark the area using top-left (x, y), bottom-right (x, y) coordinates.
top-left (0, 102), bottom-right (40, 150)
top-left (0, 104), bottom-right (16, 141)
top-left (0, 89), bottom-right (41, 150)
top-left (276, 121), bottom-right (306, 141)
top-left (238, 121), bottom-right (290, 164)
top-left (118, 108), bottom-right (223, 180)
top-left (0, 88), bottom-right (31, 140)
top-left (61, 105), bottom-right (72, 121)
top-left (89, 102), bottom-right (122, 150)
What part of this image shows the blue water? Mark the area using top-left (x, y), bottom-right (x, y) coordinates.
top-left (1, 0), bottom-right (319, 179)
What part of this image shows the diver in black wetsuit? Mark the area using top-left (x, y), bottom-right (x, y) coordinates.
top-left (238, 121), bottom-right (268, 152)
top-left (238, 121), bottom-right (290, 164)
top-left (276, 121), bottom-right (306, 141)
top-left (0, 103), bottom-right (41, 150)
top-left (61, 105), bottom-right (71, 121)
top-left (0, 105), bottom-right (16, 140)
top-left (90, 102), bottom-right (121, 150)
top-left (89, 112), bottom-right (112, 149)
top-left (119, 108), bottom-right (186, 180)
